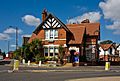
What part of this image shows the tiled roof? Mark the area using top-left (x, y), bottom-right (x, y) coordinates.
top-left (28, 33), bottom-right (37, 43)
top-left (66, 23), bottom-right (100, 44)
top-left (100, 44), bottom-right (112, 51)
top-left (67, 23), bottom-right (100, 36)
top-left (67, 26), bottom-right (85, 44)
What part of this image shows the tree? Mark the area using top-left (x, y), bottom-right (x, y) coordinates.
top-left (13, 47), bottom-right (22, 61)
top-left (58, 45), bottom-right (65, 65)
top-left (2, 52), bottom-right (6, 59)
top-left (13, 38), bottom-right (44, 63)
top-left (24, 43), bottom-right (32, 61)
top-left (100, 40), bottom-right (113, 44)
top-left (23, 38), bottom-right (44, 62)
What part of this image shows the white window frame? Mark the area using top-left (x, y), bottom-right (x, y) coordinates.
top-left (45, 29), bottom-right (58, 40)
top-left (44, 45), bottom-right (59, 57)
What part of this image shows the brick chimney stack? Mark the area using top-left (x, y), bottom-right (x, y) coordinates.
top-left (42, 9), bottom-right (47, 21)
top-left (81, 19), bottom-right (90, 23)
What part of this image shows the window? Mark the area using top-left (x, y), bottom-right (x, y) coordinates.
top-left (55, 47), bottom-right (58, 55)
top-left (54, 30), bottom-right (58, 38)
top-left (50, 30), bottom-right (54, 39)
top-left (50, 47), bottom-right (54, 56)
top-left (45, 30), bottom-right (49, 39)
top-left (44, 48), bottom-right (48, 56)
top-left (44, 46), bottom-right (59, 57)
top-left (45, 29), bottom-right (58, 40)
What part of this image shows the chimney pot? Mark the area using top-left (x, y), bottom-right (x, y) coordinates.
top-left (42, 9), bottom-right (47, 21)
top-left (81, 19), bottom-right (90, 23)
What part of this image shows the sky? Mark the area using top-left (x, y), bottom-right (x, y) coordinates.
top-left (0, 0), bottom-right (120, 53)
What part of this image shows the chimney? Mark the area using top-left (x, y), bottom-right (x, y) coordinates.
top-left (42, 9), bottom-right (47, 21)
top-left (81, 19), bottom-right (90, 23)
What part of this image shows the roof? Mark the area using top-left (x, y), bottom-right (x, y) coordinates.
top-left (33, 13), bottom-right (70, 34)
top-left (28, 33), bottom-right (37, 43)
top-left (67, 26), bottom-right (85, 44)
top-left (66, 23), bottom-right (100, 36)
top-left (100, 44), bottom-right (113, 51)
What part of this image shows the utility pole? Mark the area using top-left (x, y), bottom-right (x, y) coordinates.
top-left (16, 27), bottom-right (18, 50)
top-left (9, 26), bottom-right (18, 50)
top-left (8, 41), bottom-right (9, 53)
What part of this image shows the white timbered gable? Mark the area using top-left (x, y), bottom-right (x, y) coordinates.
top-left (33, 13), bottom-right (70, 34)
top-left (42, 15), bottom-right (61, 29)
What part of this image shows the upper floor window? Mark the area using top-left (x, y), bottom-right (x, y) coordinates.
top-left (45, 29), bottom-right (58, 40)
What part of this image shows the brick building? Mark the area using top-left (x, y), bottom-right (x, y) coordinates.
top-left (99, 44), bottom-right (120, 62)
top-left (28, 10), bottom-right (100, 64)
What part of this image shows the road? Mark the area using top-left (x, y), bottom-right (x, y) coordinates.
top-left (0, 71), bottom-right (120, 81)
top-left (1, 65), bottom-right (120, 81)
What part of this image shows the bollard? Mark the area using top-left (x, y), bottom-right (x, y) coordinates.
top-left (22, 59), bottom-right (25, 64)
top-left (53, 61), bottom-right (56, 67)
top-left (13, 60), bottom-right (19, 71)
top-left (105, 62), bottom-right (110, 70)
top-left (28, 60), bottom-right (30, 66)
top-left (38, 61), bottom-right (41, 66)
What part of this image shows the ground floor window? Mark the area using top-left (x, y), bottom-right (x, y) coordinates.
top-left (44, 46), bottom-right (59, 57)
top-left (86, 45), bottom-right (96, 61)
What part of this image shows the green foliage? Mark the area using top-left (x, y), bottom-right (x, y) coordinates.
top-left (58, 45), bottom-right (64, 60)
top-left (13, 38), bottom-right (44, 63)
top-left (23, 38), bottom-right (44, 62)
top-left (58, 45), bottom-right (65, 64)
top-left (13, 47), bottom-right (22, 60)
top-left (100, 40), bottom-right (113, 44)
top-left (45, 56), bottom-right (58, 61)
top-left (35, 54), bottom-right (45, 63)
top-left (2, 52), bottom-right (6, 59)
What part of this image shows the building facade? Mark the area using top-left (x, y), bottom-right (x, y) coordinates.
top-left (99, 44), bottom-right (120, 62)
top-left (28, 10), bottom-right (100, 64)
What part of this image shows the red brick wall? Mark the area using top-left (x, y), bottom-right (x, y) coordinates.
top-left (58, 28), bottom-right (66, 39)
top-left (28, 33), bottom-right (37, 43)
top-left (29, 28), bottom-right (67, 46)
top-left (37, 30), bottom-right (45, 39)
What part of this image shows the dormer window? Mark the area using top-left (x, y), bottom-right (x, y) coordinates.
top-left (45, 29), bottom-right (58, 40)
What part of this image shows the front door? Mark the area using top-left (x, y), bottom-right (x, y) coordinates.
top-left (70, 50), bottom-right (76, 63)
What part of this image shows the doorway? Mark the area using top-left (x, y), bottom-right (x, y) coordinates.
top-left (69, 50), bottom-right (76, 63)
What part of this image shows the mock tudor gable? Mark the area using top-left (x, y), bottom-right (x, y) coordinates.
top-left (33, 13), bottom-right (70, 34)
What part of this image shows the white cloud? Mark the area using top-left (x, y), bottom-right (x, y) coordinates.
top-left (67, 12), bottom-right (101, 24)
top-left (0, 33), bottom-right (10, 40)
top-left (113, 30), bottom-right (120, 35)
top-left (22, 15), bottom-right (40, 26)
top-left (4, 28), bottom-right (22, 34)
top-left (21, 34), bottom-right (31, 38)
top-left (106, 21), bottom-right (120, 30)
top-left (99, 0), bottom-right (120, 34)
top-left (10, 44), bottom-right (16, 48)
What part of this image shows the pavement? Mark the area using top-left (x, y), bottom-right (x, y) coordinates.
top-left (67, 76), bottom-right (120, 81)
top-left (3, 63), bottom-right (120, 73)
